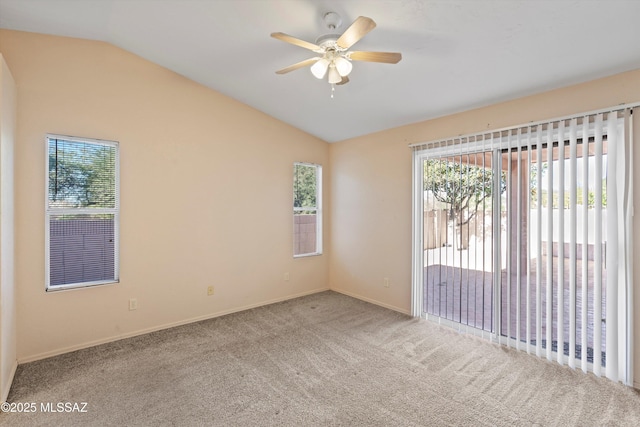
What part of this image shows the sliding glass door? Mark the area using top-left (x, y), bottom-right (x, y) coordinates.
top-left (412, 109), bottom-right (633, 384)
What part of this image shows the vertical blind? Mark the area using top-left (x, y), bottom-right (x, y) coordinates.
top-left (411, 106), bottom-right (634, 385)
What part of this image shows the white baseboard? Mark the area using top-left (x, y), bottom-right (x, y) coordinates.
top-left (330, 288), bottom-right (411, 315)
top-left (2, 359), bottom-right (18, 402)
top-left (18, 287), bottom-right (330, 364)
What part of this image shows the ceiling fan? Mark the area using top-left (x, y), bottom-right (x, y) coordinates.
top-left (271, 12), bottom-right (402, 95)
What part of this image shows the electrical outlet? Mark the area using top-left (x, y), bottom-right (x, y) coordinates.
top-left (129, 298), bottom-right (138, 311)
top-left (284, 272), bottom-right (290, 281)
top-left (384, 278), bottom-right (390, 288)
top-left (207, 286), bottom-right (214, 296)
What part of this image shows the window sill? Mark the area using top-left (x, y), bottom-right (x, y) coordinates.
top-left (294, 252), bottom-right (323, 259)
top-left (46, 280), bottom-right (119, 292)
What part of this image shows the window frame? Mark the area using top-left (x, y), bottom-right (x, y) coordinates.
top-left (45, 134), bottom-right (120, 291)
top-left (293, 162), bottom-right (322, 258)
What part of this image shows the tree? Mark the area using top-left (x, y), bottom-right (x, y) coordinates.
top-left (529, 162), bottom-right (547, 207)
top-left (49, 141), bottom-right (116, 208)
top-left (293, 164), bottom-right (317, 210)
top-left (82, 144), bottom-right (116, 208)
top-left (423, 159), bottom-right (505, 228)
top-left (530, 162), bottom-right (607, 209)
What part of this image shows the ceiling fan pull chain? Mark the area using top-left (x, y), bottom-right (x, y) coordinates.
top-left (331, 84), bottom-right (335, 99)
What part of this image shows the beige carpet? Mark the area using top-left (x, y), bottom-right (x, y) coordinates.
top-left (1, 291), bottom-right (639, 426)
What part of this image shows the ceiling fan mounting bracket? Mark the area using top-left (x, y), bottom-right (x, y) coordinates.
top-left (322, 12), bottom-right (342, 31)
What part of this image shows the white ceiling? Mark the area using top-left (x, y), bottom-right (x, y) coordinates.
top-left (1, 0), bottom-right (640, 142)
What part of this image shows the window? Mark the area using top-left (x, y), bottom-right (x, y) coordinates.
top-left (293, 163), bottom-right (322, 257)
top-left (46, 135), bottom-right (119, 290)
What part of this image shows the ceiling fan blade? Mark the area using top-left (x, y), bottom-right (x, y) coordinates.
top-left (336, 76), bottom-right (349, 86)
top-left (275, 57), bottom-right (320, 74)
top-left (336, 16), bottom-right (376, 50)
top-left (349, 51), bottom-right (402, 64)
top-left (271, 32), bottom-right (321, 51)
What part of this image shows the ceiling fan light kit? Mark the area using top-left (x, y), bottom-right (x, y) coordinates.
top-left (334, 56), bottom-right (353, 77)
top-left (271, 12), bottom-right (402, 97)
top-left (310, 58), bottom-right (330, 79)
top-left (327, 65), bottom-right (342, 84)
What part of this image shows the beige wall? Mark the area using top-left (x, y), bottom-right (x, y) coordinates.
top-left (329, 68), bottom-right (640, 387)
top-left (0, 54), bottom-right (17, 401)
top-left (2, 27), bottom-right (639, 388)
top-left (0, 30), bottom-right (330, 362)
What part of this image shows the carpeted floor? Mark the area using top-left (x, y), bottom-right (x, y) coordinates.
top-left (1, 290), bottom-right (639, 426)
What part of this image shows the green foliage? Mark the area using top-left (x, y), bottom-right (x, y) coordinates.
top-left (423, 159), bottom-right (505, 225)
top-left (293, 164), bottom-right (317, 209)
top-left (537, 181), bottom-right (607, 209)
top-left (49, 140), bottom-right (116, 208)
top-left (530, 162), bottom-right (607, 209)
top-left (529, 163), bottom-right (548, 205)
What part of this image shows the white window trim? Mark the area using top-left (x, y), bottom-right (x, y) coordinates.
top-left (45, 134), bottom-right (120, 291)
top-left (293, 162), bottom-right (322, 258)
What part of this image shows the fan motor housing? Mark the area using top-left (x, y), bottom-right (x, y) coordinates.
top-left (315, 33), bottom-right (342, 50)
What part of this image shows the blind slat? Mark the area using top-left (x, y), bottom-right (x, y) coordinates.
top-left (581, 116), bottom-right (590, 373)
top-left (546, 123), bottom-right (554, 361)
top-left (593, 113), bottom-right (604, 376)
top-left (605, 112), bottom-right (619, 382)
top-left (556, 120), bottom-right (566, 365)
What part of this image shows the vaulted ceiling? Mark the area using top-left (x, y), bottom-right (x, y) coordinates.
top-left (1, 0), bottom-right (640, 142)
